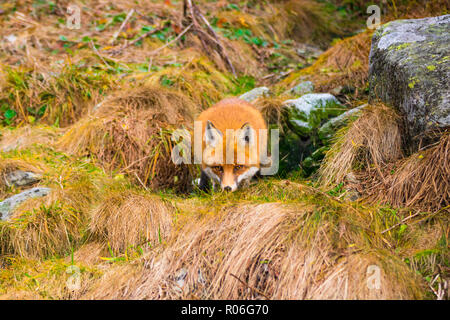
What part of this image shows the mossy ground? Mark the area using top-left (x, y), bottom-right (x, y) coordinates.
top-left (0, 0), bottom-right (448, 299)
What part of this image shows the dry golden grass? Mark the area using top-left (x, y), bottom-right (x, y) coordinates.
top-left (0, 125), bottom-right (61, 152)
top-left (0, 64), bottom-right (114, 127)
top-left (359, 133), bottom-right (449, 212)
top-left (281, 30), bottom-right (373, 94)
top-left (0, 0), bottom-right (445, 301)
top-left (57, 85), bottom-right (196, 192)
top-left (384, 0), bottom-right (449, 20)
top-left (82, 202), bottom-right (425, 299)
top-left (89, 190), bottom-right (175, 253)
top-left (0, 169), bottom-right (104, 259)
top-left (253, 96), bottom-right (286, 129)
top-left (0, 255), bottom-right (102, 300)
top-left (144, 54), bottom-right (234, 109)
top-left (81, 262), bottom-right (145, 300)
top-left (0, 157), bottom-right (46, 198)
top-left (319, 103), bottom-right (403, 186)
top-left (67, 242), bottom-right (106, 266)
top-left (266, 0), bottom-right (341, 47)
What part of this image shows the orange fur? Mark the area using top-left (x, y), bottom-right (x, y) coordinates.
top-left (196, 98), bottom-right (268, 191)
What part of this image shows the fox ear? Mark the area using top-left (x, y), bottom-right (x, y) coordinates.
top-left (204, 120), bottom-right (222, 147)
top-left (238, 122), bottom-right (255, 146)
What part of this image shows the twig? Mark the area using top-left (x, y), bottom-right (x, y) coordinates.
top-left (147, 57), bottom-right (153, 72)
top-left (381, 205), bottom-right (449, 234)
top-left (107, 25), bottom-right (164, 55)
top-left (110, 9), bottom-right (134, 44)
top-left (194, 5), bottom-right (236, 76)
top-left (134, 172), bottom-right (149, 191)
top-left (380, 212), bottom-right (421, 234)
top-left (147, 23), bottom-right (193, 55)
top-left (184, 0), bottom-right (236, 77)
top-left (135, 9), bottom-right (154, 23)
top-left (229, 273), bottom-right (270, 300)
top-left (90, 40), bottom-right (113, 69)
top-left (261, 69), bottom-right (293, 80)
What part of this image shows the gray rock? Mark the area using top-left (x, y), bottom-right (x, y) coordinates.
top-left (0, 187), bottom-right (51, 221)
top-left (369, 15), bottom-right (450, 143)
top-left (174, 268), bottom-right (188, 290)
top-left (197, 269), bottom-right (206, 285)
top-left (239, 87), bottom-right (270, 102)
top-left (283, 93), bottom-right (345, 136)
top-left (344, 189), bottom-right (361, 202)
top-left (4, 170), bottom-right (42, 187)
top-left (296, 43), bottom-right (323, 60)
top-left (330, 86), bottom-right (344, 96)
top-left (289, 81), bottom-right (314, 96)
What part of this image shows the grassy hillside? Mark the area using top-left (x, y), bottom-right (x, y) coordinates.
top-left (0, 0), bottom-right (448, 299)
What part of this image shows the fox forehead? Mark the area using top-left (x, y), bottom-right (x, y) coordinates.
top-left (197, 98), bottom-right (267, 133)
top-left (202, 144), bottom-right (259, 166)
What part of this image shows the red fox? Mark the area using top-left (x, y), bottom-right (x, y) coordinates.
top-left (196, 98), bottom-right (268, 192)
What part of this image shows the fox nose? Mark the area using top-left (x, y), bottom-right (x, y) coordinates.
top-left (224, 186), bottom-right (232, 192)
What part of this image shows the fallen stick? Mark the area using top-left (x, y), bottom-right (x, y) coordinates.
top-left (107, 24), bottom-right (164, 55)
top-left (381, 212), bottom-right (420, 234)
top-left (111, 9), bottom-right (134, 44)
top-left (194, 4), bottom-right (236, 76)
top-left (229, 273), bottom-right (270, 300)
top-left (381, 205), bottom-right (448, 234)
top-left (184, 0), bottom-right (236, 77)
top-left (90, 40), bottom-right (113, 69)
top-left (147, 23), bottom-right (193, 55)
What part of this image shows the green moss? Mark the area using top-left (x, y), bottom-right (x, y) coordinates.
top-left (408, 77), bottom-right (419, 89)
top-left (395, 43), bottom-right (411, 51)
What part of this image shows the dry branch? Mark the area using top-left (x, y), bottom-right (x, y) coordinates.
top-left (107, 24), bottom-right (165, 55)
top-left (183, 0), bottom-right (236, 77)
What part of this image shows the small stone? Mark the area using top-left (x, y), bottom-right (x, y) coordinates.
top-left (174, 268), bottom-right (188, 291)
top-left (4, 170), bottom-right (42, 187)
top-left (0, 187), bottom-right (51, 221)
top-left (330, 86), bottom-right (344, 96)
top-left (239, 87), bottom-right (270, 102)
top-left (296, 43), bottom-right (323, 60)
top-left (288, 81), bottom-right (314, 96)
top-left (5, 34), bottom-right (17, 43)
top-left (344, 189), bottom-right (361, 202)
top-left (345, 172), bottom-right (359, 185)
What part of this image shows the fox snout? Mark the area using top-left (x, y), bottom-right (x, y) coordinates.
top-left (201, 164), bottom-right (260, 192)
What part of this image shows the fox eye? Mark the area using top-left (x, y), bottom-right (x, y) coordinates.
top-left (212, 166), bottom-right (223, 173)
top-left (234, 165), bottom-right (244, 172)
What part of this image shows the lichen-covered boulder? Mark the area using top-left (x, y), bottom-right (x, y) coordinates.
top-left (239, 87), bottom-right (270, 102)
top-left (0, 187), bottom-right (51, 221)
top-left (283, 93), bottom-right (345, 136)
top-left (369, 15), bottom-right (450, 142)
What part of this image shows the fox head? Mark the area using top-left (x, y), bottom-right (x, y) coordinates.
top-left (202, 120), bottom-right (261, 192)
